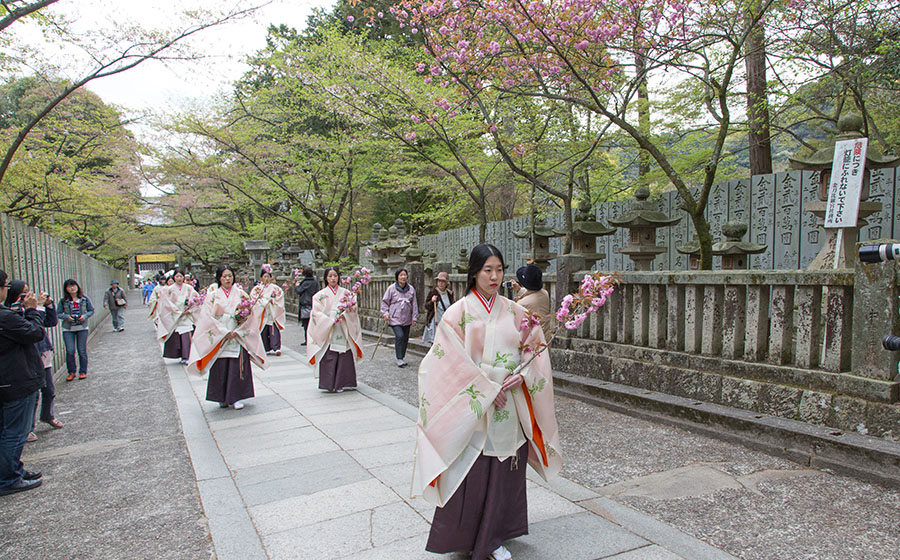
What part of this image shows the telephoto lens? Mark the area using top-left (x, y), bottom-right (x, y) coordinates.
top-left (882, 334), bottom-right (900, 351)
top-left (859, 243), bottom-right (900, 263)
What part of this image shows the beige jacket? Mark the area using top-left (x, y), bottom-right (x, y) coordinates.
top-left (516, 288), bottom-right (551, 336)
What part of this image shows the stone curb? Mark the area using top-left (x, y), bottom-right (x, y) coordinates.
top-left (553, 371), bottom-right (900, 488)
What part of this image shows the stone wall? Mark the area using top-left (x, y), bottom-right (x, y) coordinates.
top-left (418, 167), bottom-right (900, 273)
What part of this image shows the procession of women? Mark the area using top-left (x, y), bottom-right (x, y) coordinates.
top-left (142, 245), bottom-right (617, 560)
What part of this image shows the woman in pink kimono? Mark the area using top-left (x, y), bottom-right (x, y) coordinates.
top-left (156, 269), bottom-right (199, 364)
top-left (306, 267), bottom-right (363, 392)
top-left (250, 266), bottom-right (285, 356)
top-left (187, 265), bottom-right (267, 410)
top-left (412, 244), bottom-right (562, 560)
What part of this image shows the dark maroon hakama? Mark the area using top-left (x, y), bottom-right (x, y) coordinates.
top-left (206, 350), bottom-right (255, 405)
top-left (162, 331), bottom-right (192, 360)
top-left (318, 349), bottom-right (356, 391)
top-left (426, 443), bottom-right (529, 560)
top-left (261, 324), bottom-right (282, 352)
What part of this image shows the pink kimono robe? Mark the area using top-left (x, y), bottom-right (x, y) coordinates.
top-left (412, 291), bottom-right (563, 507)
top-left (155, 283), bottom-right (199, 342)
top-left (250, 282), bottom-right (286, 331)
top-left (187, 284), bottom-right (267, 375)
top-left (306, 285), bottom-right (363, 375)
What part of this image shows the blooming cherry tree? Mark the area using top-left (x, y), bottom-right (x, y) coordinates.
top-left (392, 0), bottom-right (784, 268)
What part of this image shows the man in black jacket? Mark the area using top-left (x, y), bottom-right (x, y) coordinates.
top-left (0, 269), bottom-right (46, 496)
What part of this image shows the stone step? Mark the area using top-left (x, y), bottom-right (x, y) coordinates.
top-left (552, 370), bottom-right (900, 488)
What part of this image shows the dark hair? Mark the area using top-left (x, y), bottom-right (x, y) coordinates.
top-left (260, 267), bottom-right (273, 278)
top-left (302, 267), bottom-right (313, 277)
top-left (172, 269), bottom-right (184, 279)
top-left (394, 268), bottom-right (408, 283)
top-left (466, 244), bottom-right (505, 295)
top-left (323, 266), bottom-right (340, 283)
top-left (63, 278), bottom-right (83, 300)
top-left (0, 269), bottom-right (6, 288)
top-left (4, 280), bottom-right (25, 307)
top-left (215, 265), bottom-right (236, 287)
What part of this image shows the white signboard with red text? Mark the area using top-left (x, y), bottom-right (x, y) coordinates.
top-left (824, 138), bottom-right (868, 228)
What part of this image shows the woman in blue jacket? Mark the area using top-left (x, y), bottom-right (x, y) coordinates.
top-left (57, 278), bottom-right (94, 381)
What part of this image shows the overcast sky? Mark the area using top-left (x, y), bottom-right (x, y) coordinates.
top-left (19, 0), bottom-right (335, 139)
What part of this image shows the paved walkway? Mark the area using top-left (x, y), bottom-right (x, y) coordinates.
top-left (167, 340), bottom-right (737, 559)
top-left (13, 300), bottom-right (897, 559)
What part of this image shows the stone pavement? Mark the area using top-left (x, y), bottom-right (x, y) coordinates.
top-left (6, 300), bottom-right (899, 559)
top-left (168, 339), bottom-right (738, 559)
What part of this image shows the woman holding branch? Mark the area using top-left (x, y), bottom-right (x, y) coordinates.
top-left (250, 265), bottom-right (286, 356)
top-left (188, 265), bottom-right (267, 410)
top-left (413, 244), bottom-right (563, 560)
top-left (306, 267), bottom-right (363, 393)
top-left (156, 269), bottom-right (199, 365)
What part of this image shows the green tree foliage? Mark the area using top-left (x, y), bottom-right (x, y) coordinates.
top-left (0, 76), bottom-right (142, 264)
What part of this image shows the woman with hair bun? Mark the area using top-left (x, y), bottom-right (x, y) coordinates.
top-left (413, 244), bottom-right (562, 560)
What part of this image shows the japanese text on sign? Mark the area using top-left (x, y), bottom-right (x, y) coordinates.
top-left (824, 138), bottom-right (868, 228)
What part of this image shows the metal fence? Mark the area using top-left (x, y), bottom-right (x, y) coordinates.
top-left (0, 213), bottom-right (127, 374)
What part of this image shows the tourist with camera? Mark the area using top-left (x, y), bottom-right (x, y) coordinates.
top-left (0, 269), bottom-right (47, 496)
top-left (512, 264), bottom-right (551, 338)
top-left (4, 281), bottom-right (62, 442)
top-left (57, 278), bottom-right (94, 381)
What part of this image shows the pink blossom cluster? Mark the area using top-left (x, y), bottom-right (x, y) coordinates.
top-left (334, 268), bottom-right (372, 323)
top-left (261, 263), bottom-right (273, 274)
top-left (556, 273), bottom-right (616, 330)
top-left (519, 312), bottom-right (542, 331)
top-left (233, 297), bottom-right (255, 325)
top-left (185, 289), bottom-right (207, 311)
top-left (391, 0), bottom-right (694, 102)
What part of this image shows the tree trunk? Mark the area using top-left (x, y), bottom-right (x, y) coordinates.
top-left (635, 39), bottom-right (652, 182)
top-left (691, 211), bottom-right (714, 270)
top-left (478, 212), bottom-right (487, 244)
top-left (498, 181), bottom-right (515, 220)
top-left (744, 0), bottom-right (773, 175)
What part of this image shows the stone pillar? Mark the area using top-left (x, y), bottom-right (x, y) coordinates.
top-left (554, 254), bottom-right (586, 310)
top-left (408, 261), bottom-right (425, 320)
top-left (851, 247), bottom-right (900, 380)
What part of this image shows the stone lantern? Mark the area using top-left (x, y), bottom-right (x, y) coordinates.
top-left (368, 223), bottom-right (389, 274)
top-left (609, 187), bottom-right (681, 271)
top-left (379, 221), bottom-right (409, 274)
top-left (676, 236), bottom-right (702, 271)
top-left (712, 222), bottom-right (767, 270)
top-left (789, 113), bottom-right (900, 269)
top-left (401, 235), bottom-right (424, 264)
top-left (455, 249), bottom-right (469, 274)
top-left (555, 199), bottom-right (615, 271)
top-left (243, 240), bottom-right (270, 280)
top-left (513, 216), bottom-right (561, 271)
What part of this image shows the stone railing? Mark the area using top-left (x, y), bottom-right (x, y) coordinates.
top-left (348, 257), bottom-right (900, 438)
top-left (580, 269), bottom-right (854, 372)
